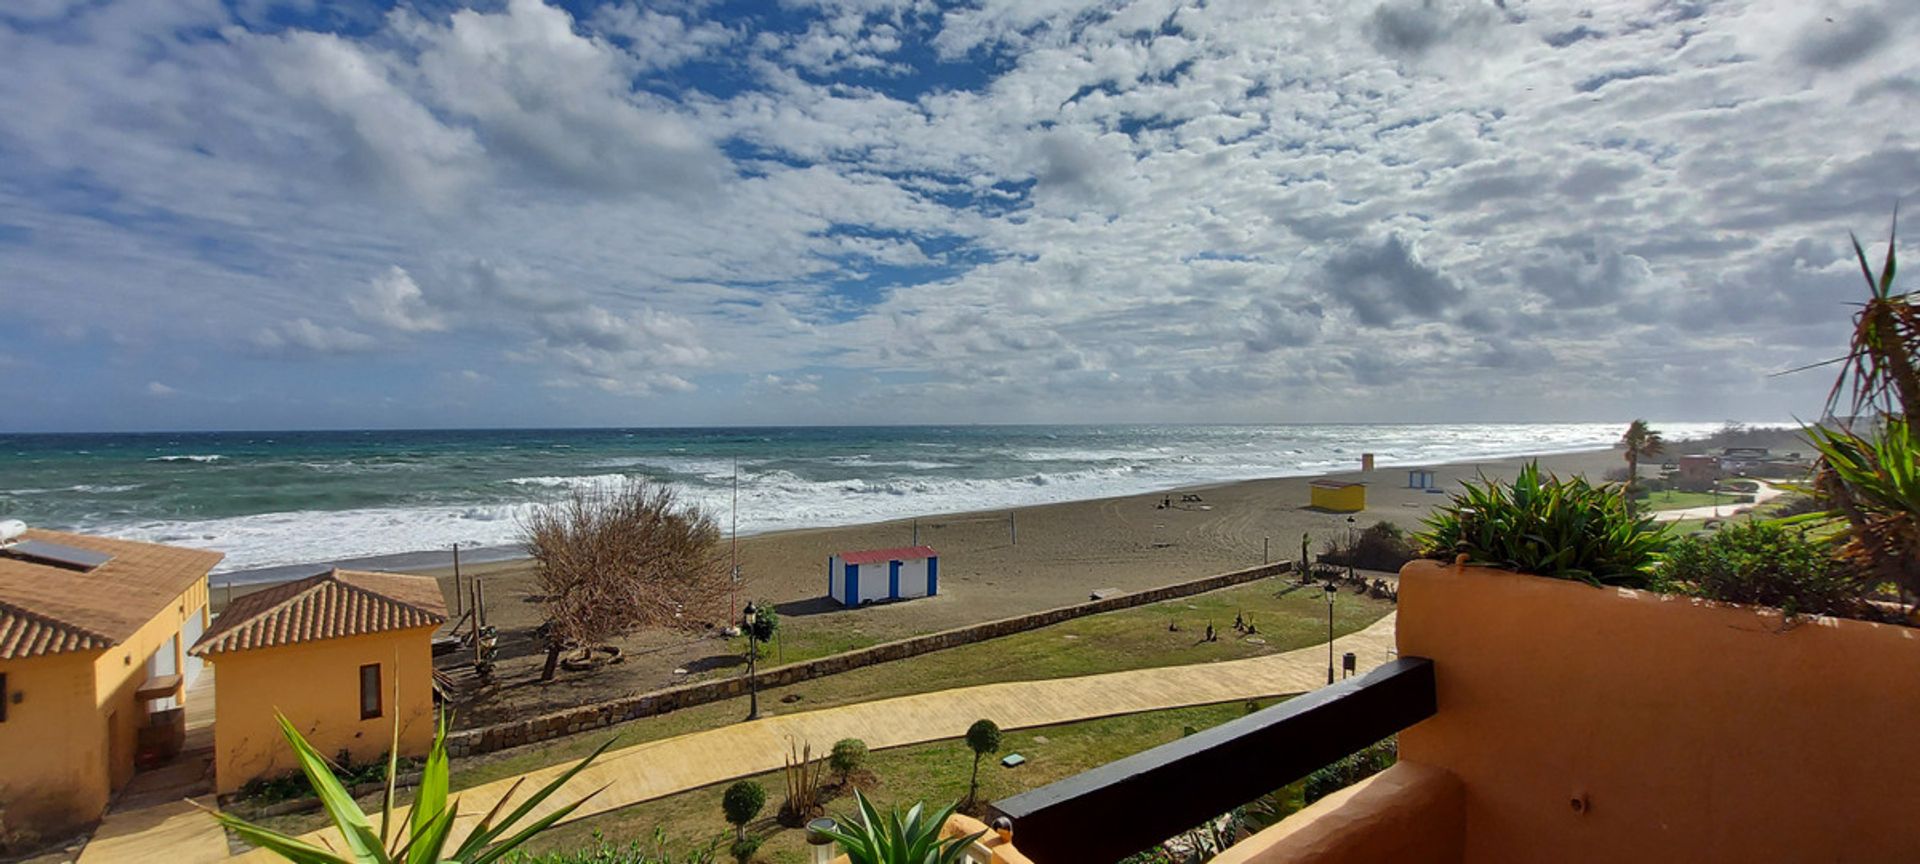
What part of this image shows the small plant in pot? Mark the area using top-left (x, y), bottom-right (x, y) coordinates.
top-left (1416, 462), bottom-right (1669, 587)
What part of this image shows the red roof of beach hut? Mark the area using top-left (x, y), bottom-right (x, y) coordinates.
top-left (837, 546), bottom-right (937, 566)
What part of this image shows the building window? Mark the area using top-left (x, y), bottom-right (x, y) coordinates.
top-left (359, 664), bottom-right (382, 720)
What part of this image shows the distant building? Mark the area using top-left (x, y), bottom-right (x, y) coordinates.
top-left (0, 526), bottom-right (221, 836)
top-left (190, 568), bottom-right (446, 794)
top-left (828, 546), bottom-right (938, 607)
top-left (1677, 454), bottom-right (1721, 485)
top-left (1310, 479), bottom-right (1367, 512)
top-left (1720, 446), bottom-right (1771, 473)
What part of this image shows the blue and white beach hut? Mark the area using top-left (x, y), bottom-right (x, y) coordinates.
top-left (828, 545), bottom-right (938, 607)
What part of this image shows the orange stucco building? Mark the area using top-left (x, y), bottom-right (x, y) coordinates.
top-left (0, 529), bottom-right (220, 840)
top-left (190, 568), bottom-right (447, 795)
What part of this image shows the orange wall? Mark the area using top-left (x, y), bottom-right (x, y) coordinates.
top-left (207, 626), bottom-right (437, 794)
top-left (0, 651), bottom-right (106, 837)
top-left (91, 578), bottom-right (209, 790)
top-left (1396, 559), bottom-right (1920, 863)
top-left (0, 578), bottom-right (206, 838)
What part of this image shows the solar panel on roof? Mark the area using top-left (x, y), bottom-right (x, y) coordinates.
top-left (4, 539), bottom-right (114, 570)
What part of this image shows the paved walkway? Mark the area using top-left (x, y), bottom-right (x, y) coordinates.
top-left (80, 613), bottom-right (1398, 864)
top-left (1651, 480), bottom-right (1785, 522)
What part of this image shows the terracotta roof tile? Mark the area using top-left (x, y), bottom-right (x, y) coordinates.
top-left (191, 569), bottom-right (447, 656)
top-left (0, 529), bottom-right (223, 660)
top-left (837, 545), bottom-right (937, 566)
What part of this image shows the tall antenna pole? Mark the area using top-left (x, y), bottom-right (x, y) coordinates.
top-left (731, 455), bottom-right (740, 628)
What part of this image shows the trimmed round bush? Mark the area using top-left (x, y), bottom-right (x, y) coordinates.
top-left (722, 780), bottom-right (766, 840)
top-left (829, 738), bottom-right (868, 782)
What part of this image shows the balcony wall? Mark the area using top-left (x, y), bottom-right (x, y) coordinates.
top-left (1393, 558), bottom-right (1920, 863)
top-left (1211, 761), bottom-right (1462, 864)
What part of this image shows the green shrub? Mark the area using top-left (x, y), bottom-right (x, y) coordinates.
top-left (722, 780), bottom-right (766, 841)
top-left (1303, 738), bottom-right (1397, 804)
top-left (746, 601), bottom-right (779, 656)
top-left (830, 738), bottom-right (869, 783)
top-left (1655, 522), bottom-right (1864, 618)
top-left (727, 836), bottom-right (762, 864)
top-left (1416, 462), bottom-right (1668, 587)
top-left (1320, 521), bottom-right (1416, 572)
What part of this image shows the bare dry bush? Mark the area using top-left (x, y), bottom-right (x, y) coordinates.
top-left (520, 479), bottom-right (727, 681)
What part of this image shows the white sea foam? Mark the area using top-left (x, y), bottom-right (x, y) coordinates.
top-left (83, 422), bottom-right (1733, 573)
top-left (148, 454), bottom-right (224, 463)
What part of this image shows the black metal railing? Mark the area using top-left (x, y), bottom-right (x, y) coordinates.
top-left (990, 657), bottom-right (1436, 864)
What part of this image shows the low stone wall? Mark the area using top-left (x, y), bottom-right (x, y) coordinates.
top-left (447, 560), bottom-right (1294, 757)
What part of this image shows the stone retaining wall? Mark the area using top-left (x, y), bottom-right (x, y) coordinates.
top-left (447, 560), bottom-right (1294, 757)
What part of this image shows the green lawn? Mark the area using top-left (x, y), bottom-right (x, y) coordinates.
top-left (454, 577), bottom-right (1388, 790)
top-left (243, 576), bottom-right (1390, 838)
top-left (1640, 489), bottom-right (1747, 512)
top-left (508, 699), bottom-right (1292, 864)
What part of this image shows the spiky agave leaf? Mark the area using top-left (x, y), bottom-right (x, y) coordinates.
top-left (818, 792), bottom-right (984, 864)
top-left (1416, 462), bottom-right (1667, 587)
top-left (207, 712), bottom-right (609, 864)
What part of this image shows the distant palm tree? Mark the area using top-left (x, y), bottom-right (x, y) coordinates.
top-left (1619, 420), bottom-right (1664, 504)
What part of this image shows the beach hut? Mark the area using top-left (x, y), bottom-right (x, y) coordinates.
top-left (0, 526), bottom-right (221, 836)
top-left (828, 546), bottom-right (938, 607)
top-left (1309, 479), bottom-right (1367, 512)
top-left (190, 568), bottom-right (446, 794)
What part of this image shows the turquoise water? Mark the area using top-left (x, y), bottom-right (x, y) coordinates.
top-left (0, 423), bottom-right (1722, 574)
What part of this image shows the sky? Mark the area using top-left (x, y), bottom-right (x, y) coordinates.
top-left (0, 0), bottom-right (1915, 432)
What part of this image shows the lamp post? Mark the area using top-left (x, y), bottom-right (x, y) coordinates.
top-left (1324, 582), bottom-right (1337, 685)
top-left (744, 601), bottom-right (760, 721)
top-left (1345, 516), bottom-right (1357, 583)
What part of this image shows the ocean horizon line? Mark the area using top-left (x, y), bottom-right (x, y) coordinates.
top-left (0, 418), bottom-right (1799, 438)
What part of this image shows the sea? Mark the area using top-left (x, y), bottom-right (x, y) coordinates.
top-left (0, 423), bottom-right (1729, 583)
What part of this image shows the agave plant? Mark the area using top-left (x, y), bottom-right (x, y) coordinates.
top-left (815, 792), bottom-right (986, 864)
top-left (1416, 462), bottom-right (1668, 588)
top-left (204, 711), bottom-right (610, 864)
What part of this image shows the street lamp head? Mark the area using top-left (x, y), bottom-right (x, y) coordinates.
top-left (743, 601), bottom-right (757, 624)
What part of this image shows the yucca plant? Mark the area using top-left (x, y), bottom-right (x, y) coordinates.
top-left (1416, 462), bottom-right (1669, 587)
top-left (203, 711), bottom-right (611, 863)
top-left (1797, 212), bottom-right (1920, 608)
top-left (815, 793), bottom-right (985, 864)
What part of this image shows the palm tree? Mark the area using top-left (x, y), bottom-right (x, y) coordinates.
top-left (1619, 420), bottom-right (1664, 501)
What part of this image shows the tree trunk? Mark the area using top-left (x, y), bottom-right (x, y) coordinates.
top-left (541, 642), bottom-right (561, 682)
top-left (967, 754), bottom-right (981, 807)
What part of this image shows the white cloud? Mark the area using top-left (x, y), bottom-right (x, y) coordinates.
top-left (250, 319), bottom-right (379, 357)
top-left (2, 0), bottom-right (1917, 428)
top-left (350, 266), bottom-right (447, 333)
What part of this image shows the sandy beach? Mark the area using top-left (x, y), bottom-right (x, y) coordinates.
top-left (255, 446), bottom-right (1614, 725)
